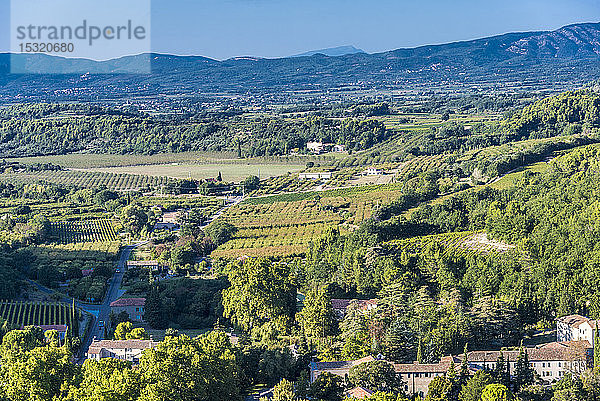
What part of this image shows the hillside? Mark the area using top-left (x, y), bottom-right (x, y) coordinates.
top-left (1, 22), bottom-right (600, 101)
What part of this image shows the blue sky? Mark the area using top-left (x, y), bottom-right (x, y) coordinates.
top-left (1, 0), bottom-right (599, 60)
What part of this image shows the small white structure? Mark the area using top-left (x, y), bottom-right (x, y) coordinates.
top-left (363, 167), bottom-right (382, 176)
top-left (333, 144), bottom-right (346, 152)
top-left (86, 339), bottom-right (159, 364)
top-left (307, 142), bottom-right (324, 154)
top-left (299, 172), bottom-right (333, 180)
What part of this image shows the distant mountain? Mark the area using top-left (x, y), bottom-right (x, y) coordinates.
top-left (291, 45), bottom-right (365, 58)
top-left (1, 22), bottom-right (600, 101)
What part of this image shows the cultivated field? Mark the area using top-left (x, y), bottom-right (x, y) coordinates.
top-left (212, 184), bottom-right (409, 257)
top-left (79, 162), bottom-right (304, 183)
top-left (0, 300), bottom-right (77, 328)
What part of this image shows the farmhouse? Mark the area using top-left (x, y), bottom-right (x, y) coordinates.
top-left (363, 167), bottom-right (382, 176)
top-left (86, 338), bottom-right (159, 364)
top-left (126, 260), bottom-right (165, 272)
top-left (110, 298), bottom-right (146, 322)
top-left (310, 355), bottom-right (466, 398)
top-left (557, 314), bottom-right (600, 347)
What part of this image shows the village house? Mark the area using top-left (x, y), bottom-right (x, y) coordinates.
top-left (110, 298), bottom-right (146, 322)
top-left (464, 341), bottom-right (592, 382)
top-left (557, 314), bottom-right (600, 347)
top-left (126, 260), bottom-right (167, 273)
top-left (310, 355), bottom-right (466, 398)
top-left (331, 298), bottom-right (378, 319)
top-left (310, 341), bottom-right (591, 398)
top-left (86, 338), bottom-right (159, 364)
top-left (24, 324), bottom-right (69, 340)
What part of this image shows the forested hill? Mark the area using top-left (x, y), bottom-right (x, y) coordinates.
top-left (2, 22), bottom-right (600, 99)
top-left (0, 90), bottom-right (599, 158)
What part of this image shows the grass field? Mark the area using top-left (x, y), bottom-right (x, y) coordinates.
top-left (79, 163), bottom-right (305, 183)
top-left (488, 162), bottom-right (551, 190)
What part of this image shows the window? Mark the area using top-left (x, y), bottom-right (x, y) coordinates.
top-left (136, 307), bottom-right (139, 312)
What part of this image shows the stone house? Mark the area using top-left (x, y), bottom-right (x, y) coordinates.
top-left (110, 298), bottom-right (146, 322)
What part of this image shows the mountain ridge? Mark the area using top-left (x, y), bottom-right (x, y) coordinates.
top-left (1, 22), bottom-right (600, 100)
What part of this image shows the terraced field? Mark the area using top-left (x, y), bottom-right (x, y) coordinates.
top-left (49, 219), bottom-right (119, 244)
top-left (212, 184), bottom-right (409, 257)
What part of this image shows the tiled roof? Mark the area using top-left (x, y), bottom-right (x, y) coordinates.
top-left (311, 356), bottom-right (375, 370)
top-left (87, 339), bottom-right (158, 353)
top-left (464, 341), bottom-right (591, 363)
top-left (22, 324), bottom-right (68, 332)
top-left (110, 298), bottom-right (145, 307)
top-left (346, 387), bottom-right (374, 399)
top-left (556, 314), bottom-right (590, 328)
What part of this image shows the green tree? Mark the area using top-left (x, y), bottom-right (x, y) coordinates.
top-left (459, 370), bottom-right (494, 401)
top-left (113, 322), bottom-right (133, 340)
top-left (309, 372), bottom-right (344, 401)
top-left (0, 343), bottom-right (78, 401)
top-left (205, 221), bottom-right (237, 247)
top-left (145, 285), bottom-right (167, 329)
top-left (139, 331), bottom-right (241, 401)
top-left (222, 258), bottom-right (296, 333)
top-left (122, 205), bottom-right (148, 236)
top-left (480, 384), bottom-right (513, 401)
top-left (425, 376), bottom-right (451, 401)
top-left (297, 286), bottom-right (337, 339)
top-left (67, 358), bottom-right (141, 401)
top-left (348, 360), bottom-right (404, 394)
top-left (242, 175), bottom-right (260, 192)
top-left (126, 327), bottom-right (149, 340)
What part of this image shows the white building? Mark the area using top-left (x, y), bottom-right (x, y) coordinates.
top-left (557, 314), bottom-right (599, 347)
top-left (86, 339), bottom-right (159, 364)
top-left (307, 142), bottom-right (324, 154)
top-left (363, 167), bottom-right (383, 176)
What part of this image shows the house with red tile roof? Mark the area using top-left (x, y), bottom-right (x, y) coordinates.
top-left (110, 298), bottom-right (145, 322)
top-left (346, 386), bottom-right (374, 399)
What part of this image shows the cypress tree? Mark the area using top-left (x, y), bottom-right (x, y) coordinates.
top-left (417, 337), bottom-right (424, 363)
top-left (460, 343), bottom-right (469, 386)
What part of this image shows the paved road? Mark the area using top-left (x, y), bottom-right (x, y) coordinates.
top-left (76, 243), bottom-right (145, 361)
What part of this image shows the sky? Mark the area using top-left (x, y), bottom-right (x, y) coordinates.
top-left (1, 0), bottom-right (599, 60)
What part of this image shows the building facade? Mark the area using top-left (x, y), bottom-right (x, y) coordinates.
top-left (110, 298), bottom-right (146, 322)
top-left (309, 341), bottom-right (592, 398)
top-left (557, 314), bottom-right (599, 348)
